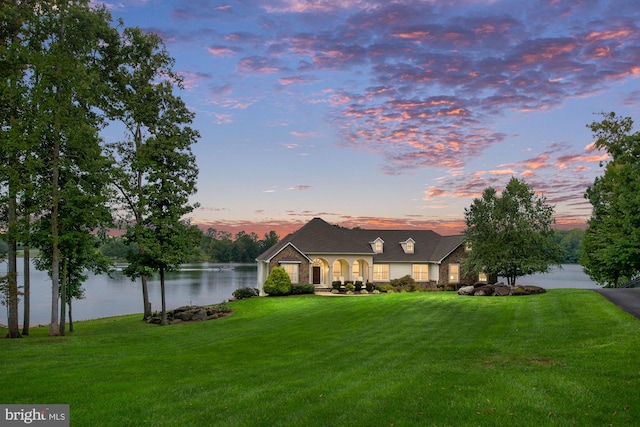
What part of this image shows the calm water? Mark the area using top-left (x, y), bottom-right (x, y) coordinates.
top-left (1, 259), bottom-right (257, 326)
top-left (2, 261), bottom-right (597, 326)
top-left (502, 264), bottom-right (599, 289)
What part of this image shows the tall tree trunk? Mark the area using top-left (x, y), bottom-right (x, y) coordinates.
top-left (68, 298), bottom-right (74, 333)
top-left (135, 124), bottom-right (152, 320)
top-left (49, 19), bottom-right (63, 335)
top-left (6, 192), bottom-right (21, 338)
top-left (22, 243), bottom-right (30, 336)
top-left (160, 268), bottom-right (167, 326)
top-left (49, 101), bottom-right (61, 336)
top-left (141, 275), bottom-right (151, 320)
top-left (59, 258), bottom-right (67, 336)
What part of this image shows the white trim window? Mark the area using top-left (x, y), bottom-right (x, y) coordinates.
top-left (412, 264), bottom-right (429, 281)
top-left (373, 264), bottom-right (389, 281)
top-left (282, 263), bottom-right (299, 283)
top-left (448, 263), bottom-right (460, 283)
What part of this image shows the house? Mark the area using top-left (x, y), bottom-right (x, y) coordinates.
top-left (256, 217), bottom-right (483, 293)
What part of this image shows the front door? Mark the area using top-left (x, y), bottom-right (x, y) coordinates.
top-left (312, 266), bottom-right (321, 285)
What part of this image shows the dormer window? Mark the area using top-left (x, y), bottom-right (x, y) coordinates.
top-left (371, 238), bottom-right (384, 253)
top-left (400, 238), bottom-right (415, 254)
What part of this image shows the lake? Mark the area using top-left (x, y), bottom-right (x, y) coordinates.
top-left (504, 264), bottom-right (599, 289)
top-left (1, 259), bottom-right (258, 326)
top-left (1, 261), bottom-right (598, 326)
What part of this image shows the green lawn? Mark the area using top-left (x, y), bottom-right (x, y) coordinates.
top-left (2, 290), bottom-right (639, 426)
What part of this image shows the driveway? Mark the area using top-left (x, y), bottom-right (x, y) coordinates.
top-left (593, 288), bottom-right (640, 320)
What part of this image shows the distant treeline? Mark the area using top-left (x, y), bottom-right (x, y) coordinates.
top-left (553, 228), bottom-right (584, 264)
top-left (97, 228), bottom-right (280, 263)
top-left (1, 227), bottom-right (583, 264)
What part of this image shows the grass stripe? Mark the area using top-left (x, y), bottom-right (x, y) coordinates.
top-left (2, 289), bottom-right (639, 426)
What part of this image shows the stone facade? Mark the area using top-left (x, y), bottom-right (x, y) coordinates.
top-left (438, 245), bottom-right (478, 286)
top-left (268, 245), bottom-right (310, 284)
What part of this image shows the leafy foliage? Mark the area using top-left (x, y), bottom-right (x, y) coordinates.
top-left (263, 267), bottom-right (292, 296)
top-left (464, 177), bottom-right (562, 286)
top-left (232, 287), bottom-right (260, 299)
top-left (581, 113), bottom-right (640, 287)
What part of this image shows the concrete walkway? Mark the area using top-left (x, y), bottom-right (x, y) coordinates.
top-left (593, 288), bottom-right (640, 320)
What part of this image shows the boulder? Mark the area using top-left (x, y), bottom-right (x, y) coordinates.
top-left (191, 309), bottom-right (209, 321)
top-left (458, 285), bottom-right (475, 295)
top-left (459, 282), bottom-right (546, 297)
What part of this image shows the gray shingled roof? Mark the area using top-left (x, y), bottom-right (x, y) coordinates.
top-left (257, 217), bottom-right (465, 263)
top-left (256, 218), bottom-right (372, 261)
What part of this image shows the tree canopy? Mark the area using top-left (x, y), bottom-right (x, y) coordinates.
top-left (464, 177), bottom-right (562, 286)
top-left (581, 112), bottom-right (640, 287)
top-left (0, 0), bottom-right (201, 334)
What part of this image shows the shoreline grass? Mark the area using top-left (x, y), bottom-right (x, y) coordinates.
top-left (2, 289), bottom-right (639, 426)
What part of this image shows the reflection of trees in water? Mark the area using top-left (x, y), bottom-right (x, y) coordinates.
top-left (2, 260), bottom-right (258, 324)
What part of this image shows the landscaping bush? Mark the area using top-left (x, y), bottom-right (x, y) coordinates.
top-left (365, 282), bottom-right (374, 292)
top-left (389, 275), bottom-right (416, 292)
top-left (354, 280), bottom-right (363, 291)
top-left (345, 282), bottom-right (355, 293)
top-left (332, 281), bottom-right (342, 291)
top-left (232, 287), bottom-right (259, 299)
top-left (291, 283), bottom-right (315, 295)
top-left (263, 267), bottom-right (292, 296)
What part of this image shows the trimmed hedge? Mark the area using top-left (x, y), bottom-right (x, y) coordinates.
top-left (291, 283), bottom-right (315, 295)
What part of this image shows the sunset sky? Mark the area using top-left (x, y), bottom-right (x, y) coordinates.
top-left (103, 0), bottom-right (640, 238)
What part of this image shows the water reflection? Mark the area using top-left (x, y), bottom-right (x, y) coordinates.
top-left (1, 260), bottom-right (257, 326)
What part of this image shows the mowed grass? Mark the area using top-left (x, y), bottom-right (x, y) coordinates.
top-left (2, 289), bottom-right (640, 426)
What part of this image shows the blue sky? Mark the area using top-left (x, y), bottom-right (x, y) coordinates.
top-left (102, 0), bottom-right (640, 237)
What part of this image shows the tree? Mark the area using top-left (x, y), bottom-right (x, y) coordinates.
top-left (106, 27), bottom-right (195, 320)
top-left (464, 177), bottom-right (562, 287)
top-left (259, 231), bottom-right (279, 254)
top-left (117, 53), bottom-right (200, 324)
top-left (581, 113), bottom-right (640, 287)
top-left (0, 0), bottom-right (32, 338)
top-left (22, 0), bottom-right (117, 336)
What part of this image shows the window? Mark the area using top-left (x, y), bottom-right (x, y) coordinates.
top-left (449, 263), bottom-right (460, 283)
top-left (282, 264), bottom-right (299, 283)
top-left (401, 239), bottom-right (415, 254)
top-left (373, 264), bottom-right (389, 281)
top-left (352, 261), bottom-right (360, 281)
top-left (374, 240), bottom-right (383, 252)
top-left (412, 264), bottom-right (429, 281)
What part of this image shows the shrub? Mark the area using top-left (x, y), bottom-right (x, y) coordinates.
top-left (345, 282), bottom-right (355, 293)
top-left (232, 287), bottom-right (259, 300)
top-left (332, 281), bottom-right (342, 290)
top-left (291, 283), bottom-right (315, 295)
top-left (263, 267), bottom-right (292, 296)
top-left (360, 289), bottom-right (368, 294)
top-left (389, 275), bottom-right (416, 292)
top-left (354, 280), bottom-right (363, 291)
top-left (365, 282), bottom-right (374, 292)
top-left (331, 289), bottom-right (339, 294)
top-left (378, 284), bottom-right (395, 293)
top-left (372, 289), bottom-right (380, 294)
